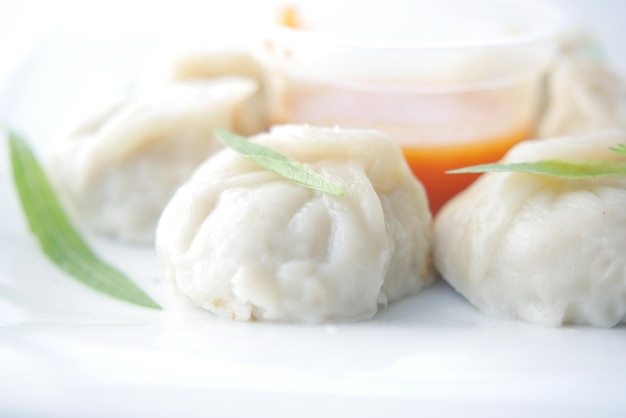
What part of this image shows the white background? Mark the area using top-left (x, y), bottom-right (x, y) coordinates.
top-left (1, 0), bottom-right (626, 77)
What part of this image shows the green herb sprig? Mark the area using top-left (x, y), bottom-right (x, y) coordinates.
top-left (447, 144), bottom-right (626, 179)
top-left (215, 129), bottom-right (345, 197)
top-left (7, 130), bottom-right (161, 310)
top-left (609, 143), bottom-right (626, 155)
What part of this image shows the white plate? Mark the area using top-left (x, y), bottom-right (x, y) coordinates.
top-left (1, 28), bottom-right (626, 418)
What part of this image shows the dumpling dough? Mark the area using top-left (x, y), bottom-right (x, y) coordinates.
top-left (165, 51), bottom-right (267, 135)
top-left (156, 125), bottom-right (433, 322)
top-left (51, 77), bottom-right (259, 243)
top-left (434, 132), bottom-right (626, 327)
top-left (538, 31), bottom-right (626, 138)
top-left (136, 48), bottom-right (267, 135)
top-left (138, 48), bottom-right (264, 87)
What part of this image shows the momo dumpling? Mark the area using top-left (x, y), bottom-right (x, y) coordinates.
top-left (538, 31), bottom-right (626, 138)
top-left (168, 51), bottom-right (267, 135)
top-left (168, 50), bottom-right (263, 85)
top-left (136, 49), bottom-right (267, 135)
top-left (51, 77), bottom-right (259, 243)
top-left (156, 125), bottom-right (433, 322)
top-left (138, 48), bottom-right (264, 87)
top-left (434, 132), bottom-right (626, 327)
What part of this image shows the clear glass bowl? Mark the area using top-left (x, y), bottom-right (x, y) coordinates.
top-left (260, 0), bottom-right (567, 213)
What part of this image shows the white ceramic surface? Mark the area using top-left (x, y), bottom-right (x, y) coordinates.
top-left (1, 5), bottom-right (626, 417)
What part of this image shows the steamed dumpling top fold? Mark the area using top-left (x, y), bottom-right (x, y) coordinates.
top-left (538, 31), bottom-right (626, 138)
top-left (135, 48), bottom-right (268, 135)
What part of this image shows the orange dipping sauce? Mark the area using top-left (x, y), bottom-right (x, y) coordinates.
top-left (402, 126), bottom-right (532, 213)
top-left (267, 77), bottom-right (536, 214)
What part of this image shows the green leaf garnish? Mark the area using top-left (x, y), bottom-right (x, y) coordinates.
top-left (447, 144), bottom-right (626, 179)
top-left (7, 130), bottom-right (161, 310)
top-left (215, 129), bottom-right (345, 197)
top-left (609, 143), bottom-right (626, 155)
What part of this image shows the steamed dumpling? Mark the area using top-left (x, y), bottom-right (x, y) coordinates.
top-left (136, 49), bottom-right (268, 135)
top-left (168, 50), bottom-right (263, 84)
top-left (138, 48), bottom-right (264, 87)
top-left (156, 125), bottom-right (433, 322)
top-left (434, 132), bottom-right (626, 327)
top-left (165, 50), bottom-right (267, 136)
top-left (51, 77), bottom-right (259, 243)
top-left (538, 31), bottom-right (626, 138)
